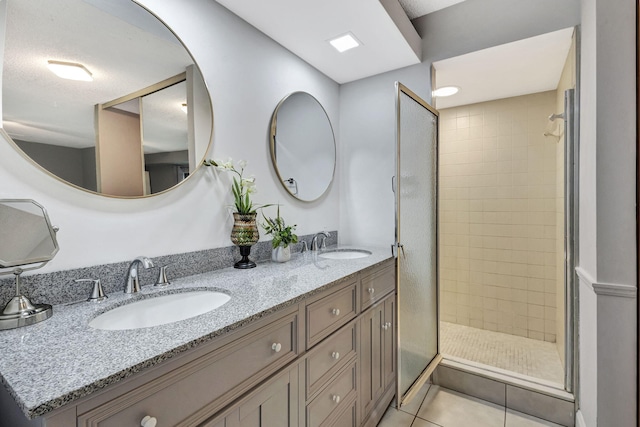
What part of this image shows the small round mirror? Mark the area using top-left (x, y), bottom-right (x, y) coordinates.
top-left (270, 92), bottom-right (336, 202)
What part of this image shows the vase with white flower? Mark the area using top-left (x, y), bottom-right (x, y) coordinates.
top-left (204, 158), bottom-right (270, 269)
top-left (261, 206), bottom-right (298, 263)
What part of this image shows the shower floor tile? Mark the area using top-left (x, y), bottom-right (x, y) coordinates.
top-left (440, 322), bottom-right (565, 384)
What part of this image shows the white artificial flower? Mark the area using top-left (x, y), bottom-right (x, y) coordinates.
top-left (237, 159), bottom-right (248, 169)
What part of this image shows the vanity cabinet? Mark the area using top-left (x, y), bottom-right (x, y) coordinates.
top-left (76, 307), bottom-right (301, 427)
top-left (9, 259), bottom-right (396, 427)
top-left (359, 294), bottom-right (396, 427)
top-left (200, 363), bottom-right (300, 427)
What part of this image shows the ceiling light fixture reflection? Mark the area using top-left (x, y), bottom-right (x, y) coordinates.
top-left (329, 33), bottom-right (360, 53)
top-left (47, 60), bottom-right (93, 81)
top-left (181, 103), bottom-right (188, 114)
top-left (432, 86), bottom-right (460, 97)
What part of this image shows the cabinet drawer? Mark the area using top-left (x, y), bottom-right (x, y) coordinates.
top-left (329, 395), bottom-right (358, 427)
top-left (306, 361), bottom-right (357, 427)
top-left (307, 282), bottom-right (357, 348)
top-left (78, 311), bottom-right (298, 427)
top-left (306, 320), bottom-right (357, 399)
top-left (361, 265), bottom-right (395, 310)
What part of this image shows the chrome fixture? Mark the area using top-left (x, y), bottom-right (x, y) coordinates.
top-left (301, 241), bottom-right (309, 253)
top-left (74, 279), bottom-right (107, 302)
top-left (310, 231), bottom-right (330, 251)
top-left (155, 264), bottom-right (173, 287)
top-left (125, 256), bottom-right (154, 294)
top-left (548, 112), bottom-right (566, 121)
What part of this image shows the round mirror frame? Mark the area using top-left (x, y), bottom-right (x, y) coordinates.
top-left (1, 0), bottom-right (214, 199)
top-left (269, 92), bottom-right (336, 202)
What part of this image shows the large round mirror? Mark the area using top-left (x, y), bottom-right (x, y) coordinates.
top-left (270, 92), bottom-right (336, 202)
top-left (2, 0), bottom-right (213, 197)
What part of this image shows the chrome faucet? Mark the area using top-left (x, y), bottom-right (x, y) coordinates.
top-left (125, 256), bottom-right (154, 294)
top-left (310, 231), bottom-right (330, 251)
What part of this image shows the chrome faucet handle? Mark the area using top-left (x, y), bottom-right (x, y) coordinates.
top-left (155, 264), bottom-right (173, 287)
top-left (321, 232), bottom-right (331, 250)
top-left (74, 278), bottom-right (108, 302)
top-left (301, 241), bottom-right (309, 253)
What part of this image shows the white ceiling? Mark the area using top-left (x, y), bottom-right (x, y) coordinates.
top-left (398, 0), bottom-right (467, 19)
top-left (433, 28), bottom-right (575, 109)
top-left (215, 0), bottom-right (425, 84)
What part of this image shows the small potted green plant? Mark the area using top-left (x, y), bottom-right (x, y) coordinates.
top-left (261, 206), bottom-right (298, 263)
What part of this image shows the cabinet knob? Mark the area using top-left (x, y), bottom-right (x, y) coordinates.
top-left (368, 288), bottom-right (375, 294)
top-left (332, 351), bottom-right (340, 360)
top-left (272, 342), bottom-right (282, 352)
top-left (382, 324), bottom-right (388, 330)
top-left (331, 308), bottom-right (340, 316)
top-left (141, 416), bottom-right (157, 427)
top-left (332, 395), bottom-right (341, 404)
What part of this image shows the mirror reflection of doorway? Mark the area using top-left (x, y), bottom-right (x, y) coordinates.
top-left (433, 27), bottom-right (577, 391)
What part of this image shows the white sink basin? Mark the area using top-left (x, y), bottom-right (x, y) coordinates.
top-left (318, 249), bottom-right (372, 260)
top-left (89, 291), bottom-right (231, 331)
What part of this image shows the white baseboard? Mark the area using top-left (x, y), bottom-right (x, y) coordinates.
top-left (575, 410), bottom-right (587, 427)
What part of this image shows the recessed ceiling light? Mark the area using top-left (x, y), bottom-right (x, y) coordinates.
top-left (47, 60), bottom-right (93, 81)
top-left (329, 33), bottom-right (360, 53)
top-left (432, 86), bottom-right (460, 97)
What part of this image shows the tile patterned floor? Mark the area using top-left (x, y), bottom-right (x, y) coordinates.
top-left (378, 384), bottom-right (564, 427)
top-left (440, 322), bottom-right (564, 384)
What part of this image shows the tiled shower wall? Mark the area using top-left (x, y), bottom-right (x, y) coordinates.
top-left (439, 91), bottom-right (559, 343)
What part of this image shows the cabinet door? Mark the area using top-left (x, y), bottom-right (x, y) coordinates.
top-left (383, 295), bottom-right (396, 391)
top-left (201, 365), bottom-right (299, 427)
top-left (359, 301), bottom-right (385, 421)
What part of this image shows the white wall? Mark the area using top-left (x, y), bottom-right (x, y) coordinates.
top-left (577, 0), bottom-right (637, 425)
top-left (0, 0), bottom-right (340, 273)
top-left (338, 63), bottom-right (431, 248)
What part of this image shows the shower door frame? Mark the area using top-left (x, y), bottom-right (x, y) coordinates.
top-left (394, 82), bottom-right (442, 408)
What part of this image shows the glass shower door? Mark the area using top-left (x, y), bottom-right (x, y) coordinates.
top-left (395, 83), bottom-right (441, 407)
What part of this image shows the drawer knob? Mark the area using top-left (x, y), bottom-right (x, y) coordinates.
top-left (368, 288), bottom-right (375, 294)
top-left (272, 342), bottom-right (282, 352)
top-left (141, 416), bottom-right (157, 427)
top-left (331, 308), bottom-right (341, 316)
top-left (332, 351), bottom-right (340, 360)
top-left (332, 394), bottom-right (341, 404)
top-left (383, 322), bottom-right (392, 330)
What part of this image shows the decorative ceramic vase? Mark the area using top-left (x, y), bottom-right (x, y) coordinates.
top-left (230, 212), bottom-right (259, 269)
top-left (271, 245), bottom-right (291, 263)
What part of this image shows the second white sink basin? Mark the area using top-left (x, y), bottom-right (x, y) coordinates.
top-left (318, 249), bottom-right (372, 260)
top-left (89, 291), bottom-right (231, 331)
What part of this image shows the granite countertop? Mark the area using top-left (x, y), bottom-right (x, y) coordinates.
top-left (0, 246), bottom-right (393, 419)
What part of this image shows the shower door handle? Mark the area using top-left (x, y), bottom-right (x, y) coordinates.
top-left (396, 243), bottom-right (406, 259)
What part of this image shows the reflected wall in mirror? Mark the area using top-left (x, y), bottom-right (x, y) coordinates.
top-left (270, 92), bottom-right (336, 202)
top-left (2, 0), bottom-right (213, 197)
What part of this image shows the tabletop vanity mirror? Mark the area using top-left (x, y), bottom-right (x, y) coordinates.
top-left (270, 92), bottom-right (336, 202)
top-left (0, 199), bottom-right (59, 329)
top-left (2, 0), bottom-right (213, 198)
